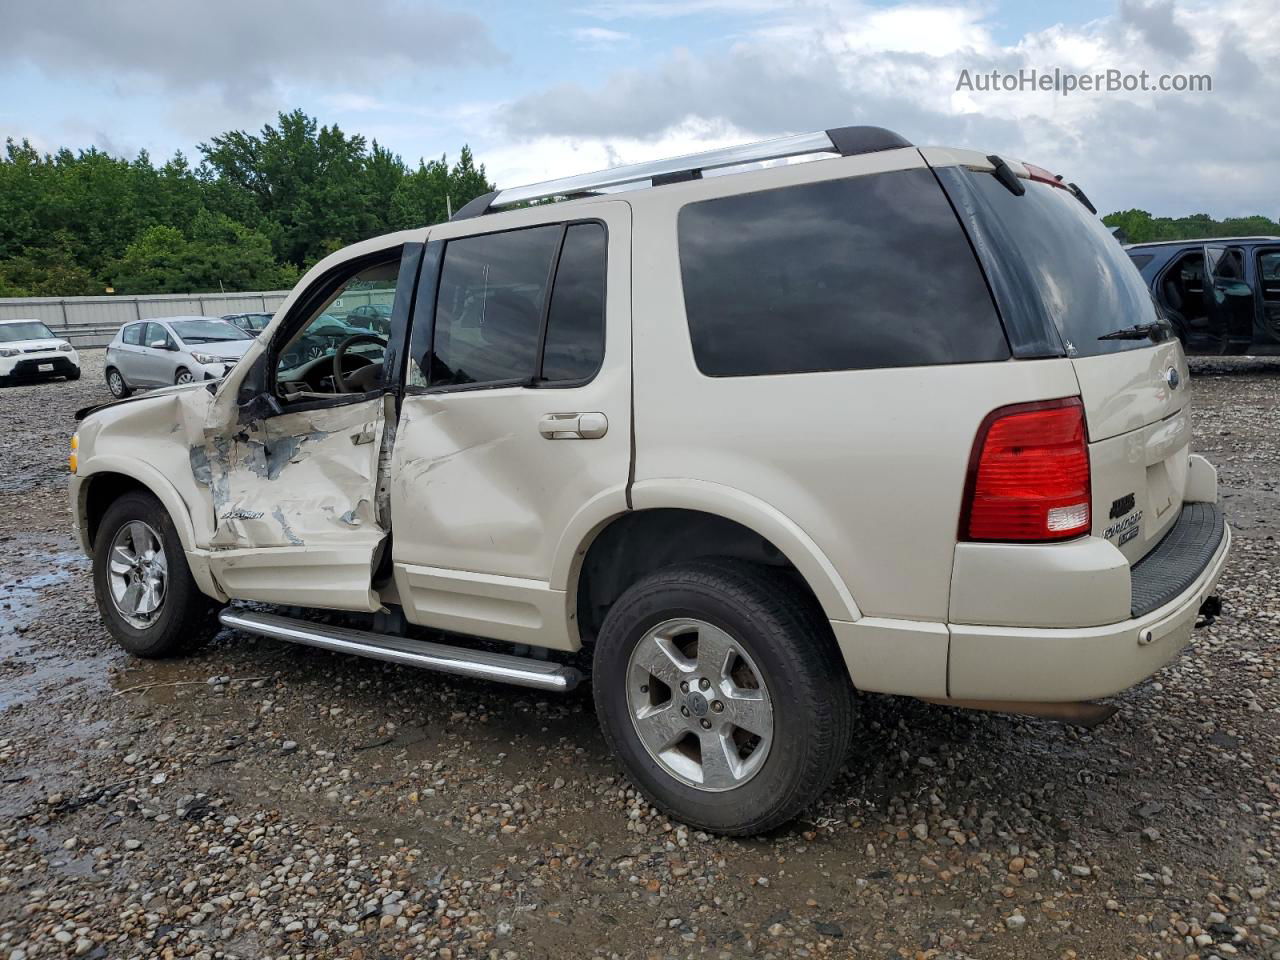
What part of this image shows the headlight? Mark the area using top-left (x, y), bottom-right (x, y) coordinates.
top-left (57, 342), bottom-right (74, 353)
top-left (0, 348), bottom-right (17, 358)
top-left (191, 352), bottom-right (222, 365)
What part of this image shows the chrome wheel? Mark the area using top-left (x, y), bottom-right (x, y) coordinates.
top-left (175, 369), bottom-right (194, 385)
top-left (107, 369), bottom-right (125, 396)
top-left (107, 521), bottom-right (168, 629)
top-left (626, 618), bottom-right (774, 792)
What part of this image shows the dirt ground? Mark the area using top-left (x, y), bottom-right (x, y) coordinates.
top-left (1, 351), bottom-right (1277, 960)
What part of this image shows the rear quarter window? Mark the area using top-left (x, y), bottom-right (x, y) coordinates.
top-left (676, 168), bottom-right (1009, 377)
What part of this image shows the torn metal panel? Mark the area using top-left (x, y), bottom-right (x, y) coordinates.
top-left (198, 398), bottom-right (388, 551)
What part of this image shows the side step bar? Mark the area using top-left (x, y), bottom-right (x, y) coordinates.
top-left (218, 609), bottom-right (582, 693)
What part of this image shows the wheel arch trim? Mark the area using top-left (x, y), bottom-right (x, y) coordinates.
top-left (76, 458), bottom-right (226, 601)
top-left (563, 478), bottom-right (862, 623)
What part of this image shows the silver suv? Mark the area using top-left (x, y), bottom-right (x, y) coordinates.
top-left (70, 127), bottom-right (1230, 834)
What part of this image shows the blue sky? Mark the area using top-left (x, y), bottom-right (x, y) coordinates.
top-left (1, 0), bottom-right (1275, 217)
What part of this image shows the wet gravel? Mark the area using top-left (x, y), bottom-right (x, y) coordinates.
top-left (1, 351), bottom-right (1278, 960)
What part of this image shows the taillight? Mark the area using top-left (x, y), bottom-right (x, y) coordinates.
top-left (960, 397), bottom-right (1091, 542)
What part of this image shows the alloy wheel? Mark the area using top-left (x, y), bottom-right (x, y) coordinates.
top-left (107, 520), bottom-right (168, 629)
top-left (625, 618), bottom-right (774, 791)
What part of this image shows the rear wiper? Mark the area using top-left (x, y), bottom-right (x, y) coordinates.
top-left (1097, 322), bottom-right (1164, 341)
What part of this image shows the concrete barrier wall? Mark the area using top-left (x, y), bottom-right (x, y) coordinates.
top-left (0, 291), bottom-right (293, 348)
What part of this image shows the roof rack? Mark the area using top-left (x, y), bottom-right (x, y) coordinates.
top-left (450, 125), bottom-right (912, 221)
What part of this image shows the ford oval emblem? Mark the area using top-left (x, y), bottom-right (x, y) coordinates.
top-left (1164, 367), bottom-right (1181, 390)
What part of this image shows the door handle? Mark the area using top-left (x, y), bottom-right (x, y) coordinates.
top-left (538, 412), bottom-right (608, 440)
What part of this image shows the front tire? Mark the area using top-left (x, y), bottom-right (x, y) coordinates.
top-left (105, 367), bottom-right (131, 398)
top-left (66, 368), bottom-right (81, 381)
top-left (174, 368), bottom-right (194, 385)
top-left (593, 559), bottom-right (854, 835)
top-left (92, 491), bottom-right (218, 658)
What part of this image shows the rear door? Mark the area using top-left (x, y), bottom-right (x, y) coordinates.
top-left (1258, 248), bottom-right (1280, 343)
top-left (948, 169), bottom-right (1193, 563)
top-left (388, 202), bottom-right (631, 648)
top-left (1203, 245), bottom-right (1256, 353)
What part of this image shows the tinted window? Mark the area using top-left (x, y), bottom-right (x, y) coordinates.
top-left (964, 173), bottom-right (1160, 357)
top-left (1127, 253), bottom-right (1154, 270)
top-left (542, 223), bottom-right (606, 381)
top-left (122, 323), bottom-right (144, 346)
top-left (431, 225), bottom-right (561, 386)
top-left (677, 169), bottom-right (1008, 377)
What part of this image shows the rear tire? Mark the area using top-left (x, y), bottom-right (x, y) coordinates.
top-left (92, 491), bottom-right (219, 658)
top-left (593, 559), bottom-right (853, 835)
top-left (105, 367), bottom-right (131, 398)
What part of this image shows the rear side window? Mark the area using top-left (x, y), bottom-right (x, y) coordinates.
top-left (961, 173), bottom-right (1160, 357)
top-left (431, 225), bottom-right (561, 387)
top-left (423, 221), bottom-right (608, 388)
top-left (122, 323), bottom-right (143, 346)
top-left (1127, 253), bottom-right (1154, 270)
top-left (677, 168), bottom-right (1009, 377)
top-left (542, 223), bottom-right (606, 381)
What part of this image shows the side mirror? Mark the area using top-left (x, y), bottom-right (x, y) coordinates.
top-left (148, 339), bottom-right (170, 350)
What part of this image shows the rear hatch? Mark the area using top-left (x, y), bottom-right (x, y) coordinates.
top-left (941, 160), bottom-right (1191, 563)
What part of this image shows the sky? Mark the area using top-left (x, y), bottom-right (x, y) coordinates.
top-left (0, 0), bottom-right (1276, 218)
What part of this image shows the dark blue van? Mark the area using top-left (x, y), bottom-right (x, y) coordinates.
top-left (1126, 237), bottom-right (1280, 355)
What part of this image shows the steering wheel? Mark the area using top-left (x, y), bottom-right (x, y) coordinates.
top-left (333, 333), bottom-right (388, 393)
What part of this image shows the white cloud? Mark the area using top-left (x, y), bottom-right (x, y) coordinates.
top-left (571, 27), bottom-right (632, 46)
top-left (0, 0), bottom-right (500, 107)
top-left (492, 0), bottom-right (1280, 216)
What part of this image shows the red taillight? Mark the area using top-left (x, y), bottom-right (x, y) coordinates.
top-left (960, 397), bottom-right (1091, 542)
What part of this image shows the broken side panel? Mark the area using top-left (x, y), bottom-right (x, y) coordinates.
top-left (199, 397), bottom-right (388, 611)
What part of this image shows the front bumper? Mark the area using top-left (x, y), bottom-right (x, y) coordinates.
top-left (1, 354), bottom-right (79, 378)
top-left (199, 360), bottom-right (238, 381)
top-left (946, 514), bottom-right (1230, 701)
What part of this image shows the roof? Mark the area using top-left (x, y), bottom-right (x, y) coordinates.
top-left (1126, 236), bottom-right (1280, 249)
top-left (0, 317), bottom-right (46, 324)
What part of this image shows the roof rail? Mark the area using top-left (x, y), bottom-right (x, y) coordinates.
top-left (450, 125), bottom-right (911, 221)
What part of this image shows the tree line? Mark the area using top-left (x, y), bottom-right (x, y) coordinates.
top-left (1102, 209), bottom-right (1280, 245)
top-left (0, 109), bottom-right (493, 297)
top-left (2, 112), bottom-right (1276, 298)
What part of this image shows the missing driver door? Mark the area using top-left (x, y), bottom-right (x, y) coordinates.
top-left (202, 242), bottom-right (423, 611)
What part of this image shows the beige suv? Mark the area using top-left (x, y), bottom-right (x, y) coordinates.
top-left (70, 126), bottom-right (1230, 835)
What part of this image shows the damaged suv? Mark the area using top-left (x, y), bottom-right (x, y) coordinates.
top-left (71, 127), bottom-right (1230, 835)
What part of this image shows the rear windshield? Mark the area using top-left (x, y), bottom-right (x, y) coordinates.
top-left (169, 319), bottom-right (251, 343)
top-left (0, 321), bottom-right (55, 342)
top-left (963, 173), bottom-right (1160, 357)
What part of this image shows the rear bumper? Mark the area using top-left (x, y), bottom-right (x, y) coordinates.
top-left (946, 517), bottom-right (1230, 701)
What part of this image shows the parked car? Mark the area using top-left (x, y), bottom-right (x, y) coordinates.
top-left (103, 316), bottom-right (254, 398)
top-left (276, 313), bottom-right (372, 370)
top-left (345, 302), bottom-right (392, 334)
top-left (222, 312), bottom-right (274, 337)
top-left (1126, 236), bottom-right (1280, 355)
top-left (70, 126), bottom-right (1229, 835)
top-left (0, 318), bottom-right (80, 384)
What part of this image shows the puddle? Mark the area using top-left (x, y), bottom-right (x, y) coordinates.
top-left (0, 550), bottom-right (107, 712)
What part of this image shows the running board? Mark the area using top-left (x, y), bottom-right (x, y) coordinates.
top-left (218, 609), bottom-right (582, 693)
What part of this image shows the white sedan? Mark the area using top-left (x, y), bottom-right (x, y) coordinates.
top-left (0, 318), bottom-right (81, 384)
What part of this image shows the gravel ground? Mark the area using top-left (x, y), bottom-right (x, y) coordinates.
top-left (0, 350), bottom-right (1277, 960)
